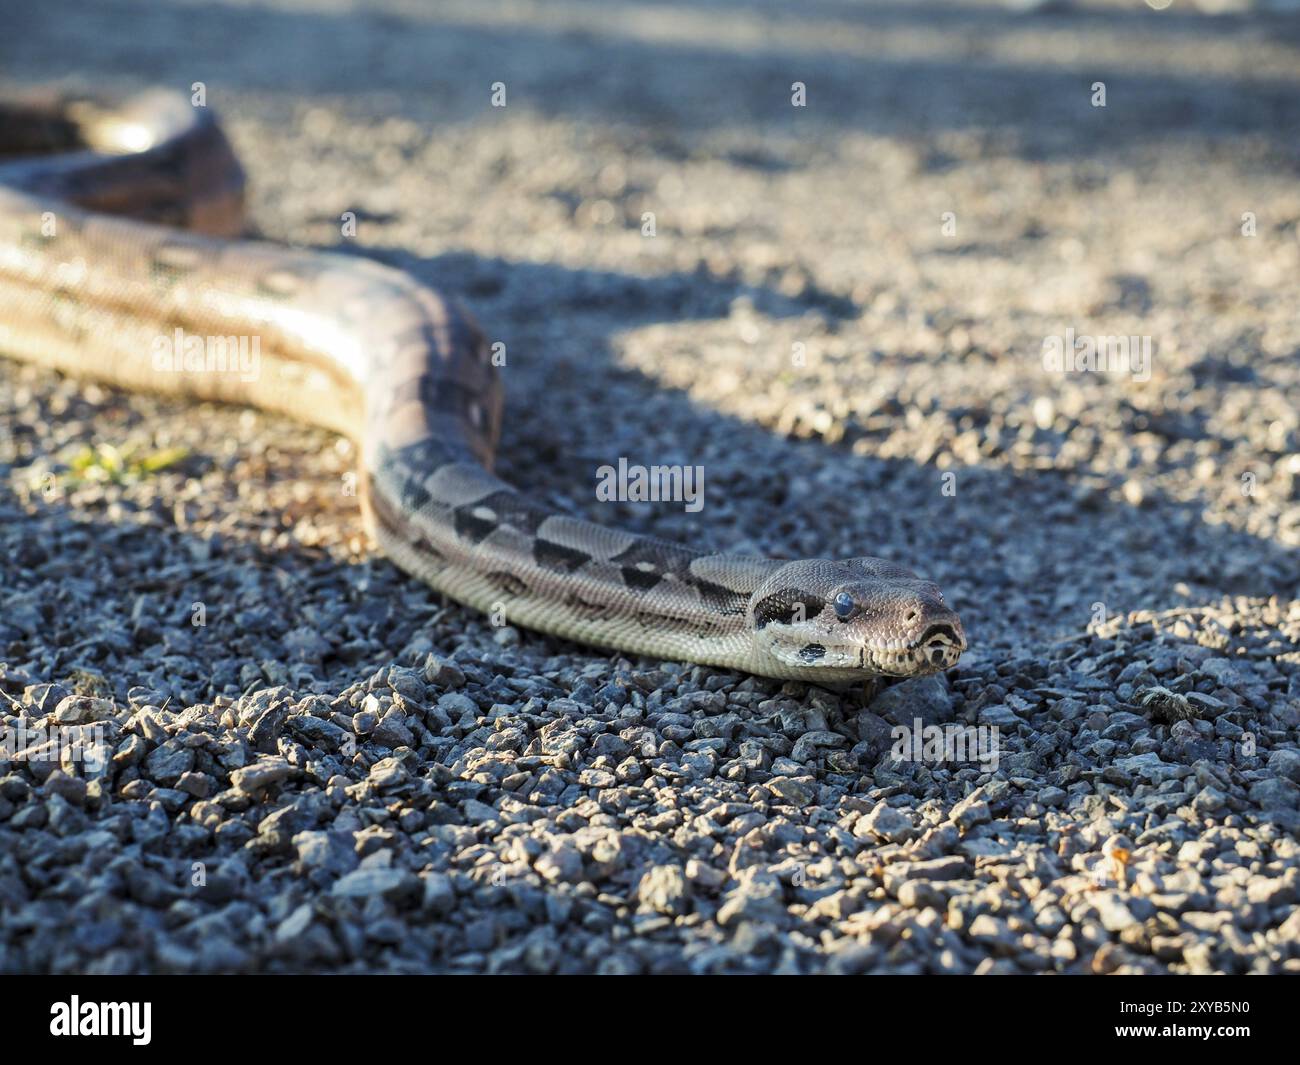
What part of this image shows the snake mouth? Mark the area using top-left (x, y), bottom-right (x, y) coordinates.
top-left (862, 622), bottom-right (966, 677)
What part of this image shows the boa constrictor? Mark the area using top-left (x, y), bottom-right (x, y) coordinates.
top-left (0, 90), bottom-right (966, 682)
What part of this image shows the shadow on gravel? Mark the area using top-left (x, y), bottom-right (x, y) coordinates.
top-left (370, 243), bottom-right (1300, 630)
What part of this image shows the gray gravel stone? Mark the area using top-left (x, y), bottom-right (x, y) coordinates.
top-left (331, 867), bottom-right (419, 901)
top-left (230, 758), bottom-right (294, 794)
top-left (871, 676), bottom-right (955, 728)
top-left (854, 803), bottom-right (914, 844)
top-left (1268, 748), bottom-right (1300, 784)
top-left (637, 864), bottom-right (689, 916)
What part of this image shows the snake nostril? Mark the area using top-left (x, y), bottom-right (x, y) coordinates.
top-left (905, 608), bottom-right (920, 624)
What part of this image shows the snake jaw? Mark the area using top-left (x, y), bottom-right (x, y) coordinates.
top-left (860, 618), bottom-right (967, 677)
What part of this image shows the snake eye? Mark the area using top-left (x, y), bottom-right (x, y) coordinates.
top-left (833, 591), bottom-right (856, 618)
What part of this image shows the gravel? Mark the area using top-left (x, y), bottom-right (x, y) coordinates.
top-left (2, 0), bottom-right (1299, 973)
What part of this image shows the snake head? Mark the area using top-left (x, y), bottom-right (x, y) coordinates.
top-left (748, 557), bottom-right (966, 678)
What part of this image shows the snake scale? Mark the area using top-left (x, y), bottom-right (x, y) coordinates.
top-left (0, 90), bottom-right (966, 683)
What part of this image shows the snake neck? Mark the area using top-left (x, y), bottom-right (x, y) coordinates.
top-left (364, 439), bottom-right (790, 669)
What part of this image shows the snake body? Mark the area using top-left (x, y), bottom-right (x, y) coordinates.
top-left (0, 91), bottom-right (966, 682)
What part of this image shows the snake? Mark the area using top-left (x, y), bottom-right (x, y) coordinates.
top-left (0, 89), bottom-right (966, 683)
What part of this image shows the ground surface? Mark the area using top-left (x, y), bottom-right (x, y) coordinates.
top-left (1, 0), bottom-right (1298, 973)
